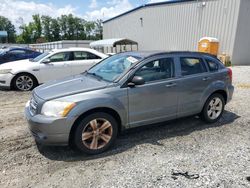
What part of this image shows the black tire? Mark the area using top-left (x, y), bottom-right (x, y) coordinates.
top-left (201, 93), bottom-right (225, 123)
top-left (73, 112), bottom-right (118, 155)
top-left (12, 73), bottom-right (38, 91)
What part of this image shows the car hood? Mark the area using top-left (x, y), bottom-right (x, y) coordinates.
top-left (34, 74), bottom-right (109, 101)
top-left (0, 59), bottom-right (31, 70)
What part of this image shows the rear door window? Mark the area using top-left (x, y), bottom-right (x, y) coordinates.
top-left (180, 57), bottom-right (207, 76)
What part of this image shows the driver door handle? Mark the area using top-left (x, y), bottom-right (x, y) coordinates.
top-left (165, 83), bottom-right (177, 88)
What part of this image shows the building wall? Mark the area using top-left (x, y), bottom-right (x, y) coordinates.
top-left (0, 43), bottom-right (29, 48)
top-left (29, 40), bottom-right (93, 52)
top-left (232, 0), bottom-right (250, 65)
top-left (104, 0), bottom-right (241, 62)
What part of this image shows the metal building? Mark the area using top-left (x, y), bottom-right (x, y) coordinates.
top-left (103, 0), bottom-right (250, 65)
top-left (29, 40), bottom-right (93, 52)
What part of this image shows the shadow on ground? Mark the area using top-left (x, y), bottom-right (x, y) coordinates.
top-left (37, 110), bottom-right (240, 161)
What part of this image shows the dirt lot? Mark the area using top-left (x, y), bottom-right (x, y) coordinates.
top-left (0, 66), bottom-right (249, 188)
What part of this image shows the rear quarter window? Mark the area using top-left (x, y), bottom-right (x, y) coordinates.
top-left (205, 58), bottom-right (220, 72)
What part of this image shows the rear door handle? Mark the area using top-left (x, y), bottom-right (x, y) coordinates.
top-left (202, 77), bottom-right (210, 81)
top-left (165, 83), bottom-right (177, 88)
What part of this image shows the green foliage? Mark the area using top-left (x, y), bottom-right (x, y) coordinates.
top-left (225, 61), bottom-right (232, 67)
top-left (0, 16), bottom-right (16, 43)
top-left (3, 14), bottom-right (103, 44)
top-left (32, 14), bottom-right (42, 41)
top-left (41, 15), bottom-right (53, 42)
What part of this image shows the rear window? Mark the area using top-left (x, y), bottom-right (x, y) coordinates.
top-left (180, 57), bottom-right (207, 76)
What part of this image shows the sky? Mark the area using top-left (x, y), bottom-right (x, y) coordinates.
top-left (0, 0), bottom-right (166, 29)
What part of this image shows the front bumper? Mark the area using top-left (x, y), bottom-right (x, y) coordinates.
top-left (25, 105), bottom-right (76, 145)
top-left (0, 73), bottom-right (15, 88)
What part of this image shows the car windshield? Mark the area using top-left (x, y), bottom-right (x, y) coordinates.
top-left (0, 49), bottom-right (7, 55)
top-left (30, 52), bottom-right (49, 62)
top-left (88, 54), bottom-right (142, 82)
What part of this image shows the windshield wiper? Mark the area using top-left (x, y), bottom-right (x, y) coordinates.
top-left (86, 71), bottom-right (103, 80)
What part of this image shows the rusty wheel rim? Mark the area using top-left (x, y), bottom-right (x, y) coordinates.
top-left (82, 118), bottom-right (113, 150)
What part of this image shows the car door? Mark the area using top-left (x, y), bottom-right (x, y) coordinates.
top-left (71, 51), bottom-right (102, 75)
top-left (128, 56), bottom-right (179, 127)
top-left (39, 52), bottom-right (73, 83)
top-left (177, 55), bottom-right (213, 117)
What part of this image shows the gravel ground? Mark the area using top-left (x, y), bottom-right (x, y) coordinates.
top-left (0, 66), bottom-right (249, 188)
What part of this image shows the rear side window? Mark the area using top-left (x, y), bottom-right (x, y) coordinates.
top-left (205, 58), bottom-right (219, 72)
top-left (180, 57), bottom-right (207, 76)
top-left (135, 57), bottom-right (175, 82)
top-left (87, 53), bottom-right (101, 60)
top-left (25, 50), bottom-right (34, 54)
top-left (73, 51), bottom-right (101, 60)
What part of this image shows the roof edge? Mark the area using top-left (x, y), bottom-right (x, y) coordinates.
top-left (103, 0), bottom-right (196, 24)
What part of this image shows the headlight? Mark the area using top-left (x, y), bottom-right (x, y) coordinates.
top-left (0, 69), bottom-right (12, 74)
top-left (41, 101), bottom-right (76, 117)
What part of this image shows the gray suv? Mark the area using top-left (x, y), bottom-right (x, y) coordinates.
top-left (25, 51), bottom-right (234, 154)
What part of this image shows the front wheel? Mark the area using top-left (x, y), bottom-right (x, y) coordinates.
top-left (12, 73), bottom-right (37, 91)
top-left (73, 112), bottom-right (118, 154)
top-left (201, 93), bottom-right (225, 123)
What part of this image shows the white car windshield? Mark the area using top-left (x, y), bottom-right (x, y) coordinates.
top-left (30, 52), bottom-right (50, 62)
top-left (87, 54), bottom-right (142, 82)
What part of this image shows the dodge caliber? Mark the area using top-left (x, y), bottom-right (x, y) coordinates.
top-left (25, 51), bottom-right (234, 154)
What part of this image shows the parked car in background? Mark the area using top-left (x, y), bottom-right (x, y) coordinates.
top-left (0, 47), bottom-right (41, 64)
top-left (0, 48), bottom-right (108, 91)
top-left (25, 51), bottom-right (234, 154)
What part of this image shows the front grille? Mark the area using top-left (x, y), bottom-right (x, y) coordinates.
top-left (29, 96), bottom-right (38, 116)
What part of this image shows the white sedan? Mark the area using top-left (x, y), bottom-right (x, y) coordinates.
top-left (0, 48), bottom-right (108, 91)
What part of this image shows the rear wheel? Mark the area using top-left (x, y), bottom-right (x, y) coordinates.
top-left (12, 73), bottom-right (37, 91)
top-left (73, 112), bottom-right (118, 154)
top-left (201, 93), bottom-right (225, 123)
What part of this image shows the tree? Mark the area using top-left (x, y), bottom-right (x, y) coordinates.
top-left (85, 21), bottom-right (95, 40)
top-left (19, 23), bottom-right (33, 43)
top-left (32, 14), bottom-right (42, 41)
top-left (0, 16), bottom-right (16, 43)
top-left (58, 15), bottom-right (68, 40)
top-left (94, 19), bottom-right (103, 40)
top-left (41, 15), bottom-right (53, 41)
top-left (51, 18), bottom-right (60, 41)
top-left (15, 14), bottom-right (104, 43)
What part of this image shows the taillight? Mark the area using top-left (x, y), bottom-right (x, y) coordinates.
top-left (228, 68), bottom-right (232, 83)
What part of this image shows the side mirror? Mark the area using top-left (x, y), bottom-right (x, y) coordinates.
top-left (42, 59), bottom-right (50, 64)
top-left (128, 76), bottom-right (145, 87)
